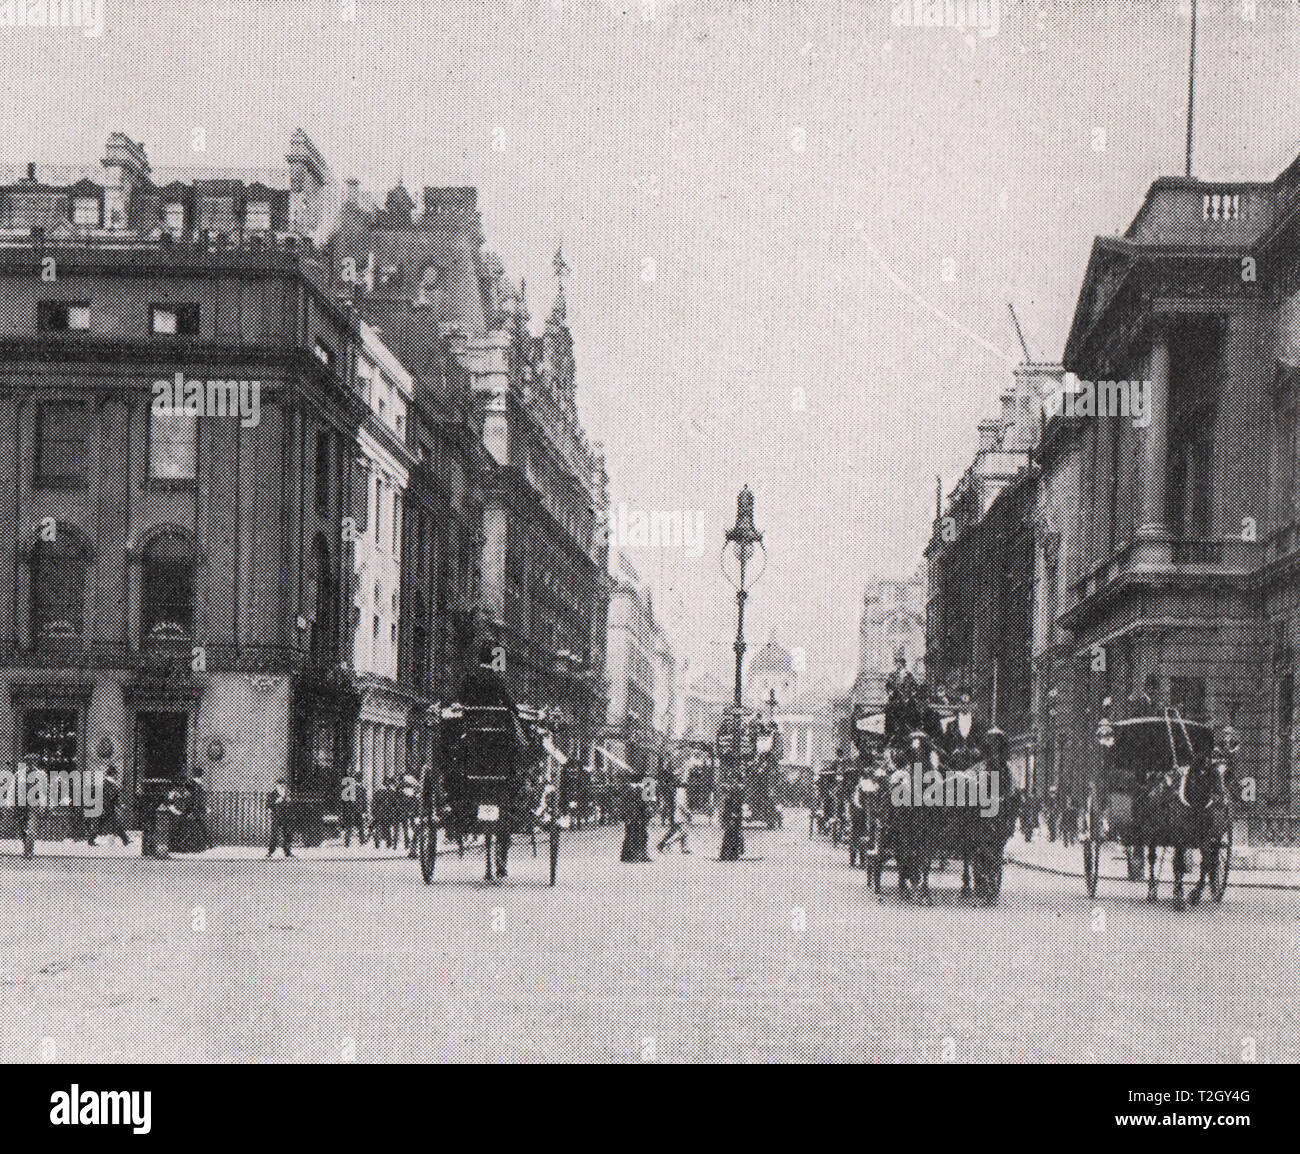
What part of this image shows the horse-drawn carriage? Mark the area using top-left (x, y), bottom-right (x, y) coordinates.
top-left (849, 688), bottom-right (1020, 904)
top-left (1080, 710), bottom-right (1232, 907)
top-left (416, 702), bottom-right (561, 886)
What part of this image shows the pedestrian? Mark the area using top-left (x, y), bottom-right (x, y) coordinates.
top-left (13, 760), bottom-right (35, 858)
top-left (717, 782), bottom-right (745, 862)
top-left (178, 770), bottom-right (212, 852)
top-left (401, 770), bottom-right (420, 857)
top-left (1060, 793), bottom-right (1078, 848)
top-left (339, 773), bottom-right (366, 848)
top-left (267, 777), bottom-right (295, 858)
top-left (86, 768), bottom-right (131, 848)
top-left (619, 772), bottom-right (652, 862)
top-left (1020, 792), bottom-right (1038, 842)
top-left (1045, 787), bottom-right (1059, 842)
top-left (848, 772), bottom-right (869, 868)
top-left (657, 774), bottom-right (692, 854)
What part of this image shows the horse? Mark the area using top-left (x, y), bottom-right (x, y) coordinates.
top-left (1134, 758), bottom-right (1230, 909)
top-left (958, 731), bottom-right (1021, 905)
top-left (886, 730), bottom-right (944, 903)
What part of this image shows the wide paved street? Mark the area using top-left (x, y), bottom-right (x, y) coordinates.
top-left (2, 818), bottom-right (1297, 1063)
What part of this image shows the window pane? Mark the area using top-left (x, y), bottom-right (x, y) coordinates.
top-left (22, 709), bottom-right (79, 778)
top-left (36, 402), bottom-right (87, 483)
top-left (149, 407), bottom-right (197, 480)
top-left (73, 198), bottom-right (100, 227)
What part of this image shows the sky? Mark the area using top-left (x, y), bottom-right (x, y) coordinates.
top-left (4, 0), bottom-right (1300, 694)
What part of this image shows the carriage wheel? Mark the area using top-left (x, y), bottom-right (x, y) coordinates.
top-left (549, 822), bottom-right (560, 886)
top-left (418, 819), bottom-right (437, 885)
top-left (1082, 839), bottom-right (1099, 898)
top-left (1210, 826), bottom-right (1232, 902)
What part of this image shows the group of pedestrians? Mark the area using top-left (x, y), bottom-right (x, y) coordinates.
top-left (5, 766), bottom-right (207, 859)
top-left (1018, 788), bottom-right (1079, 846)
top-left (619, 770), bottom-right (749, 862)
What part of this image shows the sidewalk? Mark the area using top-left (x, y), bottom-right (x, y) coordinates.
top-left (0, 827), bottom-right (589, 863)
top-left (1005, 833), bottom-right (1300, 890)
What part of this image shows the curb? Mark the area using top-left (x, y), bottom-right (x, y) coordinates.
top-left (1004, 853), bottom-right (1300, 892)
top-left (1, 823), bottom-right (613, 865)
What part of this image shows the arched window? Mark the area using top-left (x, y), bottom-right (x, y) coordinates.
top-left (31, 529), bottom-right (87, 643)
top-left (141, 532), bottom-right (195, 643)
top-left (307, 534), bottom-right (337, 664)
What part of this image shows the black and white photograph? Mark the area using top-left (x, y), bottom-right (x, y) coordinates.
top-left (0, 0), bottom-right (1295, 1117)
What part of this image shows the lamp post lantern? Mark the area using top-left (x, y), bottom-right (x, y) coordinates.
top-left (722, 485), bottom-right (766, 708)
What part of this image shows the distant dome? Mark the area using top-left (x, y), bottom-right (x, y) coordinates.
top-left (750, 635), bottom-right (792, 675)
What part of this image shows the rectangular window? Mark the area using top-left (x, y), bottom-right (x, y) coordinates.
top-left (22, 708), bottom-right (80, 783)
top-left (38, 302), bottom-right (90, 333)
top-left (72, 197), bottom-right (100, 227)
top-left (392, 493), bottom-right (401, 556)
top-left (149, 405), bottom-right (198, 481)
top-left (165, 203), bottom-right (186, 234)
top-left (246, 202), bottom-right (271, 232)
top-left (314, 430), bottom-right (331, 517)
top-left (35, 400), bottom-right (87, 485)
top-left (374, 478), bottom-right (383, 545)
top-left (150, 304), bottom-right (199, 337)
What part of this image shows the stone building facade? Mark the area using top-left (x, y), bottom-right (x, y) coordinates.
top-left (0, 131), bottom-right (371, 842)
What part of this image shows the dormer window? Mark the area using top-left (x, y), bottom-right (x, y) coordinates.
top-left (72, 197), bottom-right (100, 228)
top-left (38, 302), bottom-right (90, 333)
top-left (246, 201), bottom-right (271, 232)
top-left (165, 203), bottom-right (185, 234)
top-left (151, 304), bottom-right (200, 337)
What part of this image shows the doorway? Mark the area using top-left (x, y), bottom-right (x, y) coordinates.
top-left (134, 711), bottom-right (189, 787)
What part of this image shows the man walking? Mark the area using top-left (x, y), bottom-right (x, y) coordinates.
top-left (267, 778), bottom-right (295, 858)
top-left (657, 773), bottom-right (692, 854)
top-left (87, 768), bottom-right (130, 847)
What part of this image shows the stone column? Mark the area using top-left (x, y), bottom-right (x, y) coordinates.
top-left (1137, 320), bottom-right (1171, 540)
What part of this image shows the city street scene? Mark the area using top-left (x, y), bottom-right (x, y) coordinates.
top-left (1, 0), bottom-right (1299, 1096)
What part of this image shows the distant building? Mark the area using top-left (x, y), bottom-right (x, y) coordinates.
top-left (744, 635), bottom-right (835, 777)
top-left (747, 632), bottom-right (797, 708)
top-left (351, 322), bottom-right (417, 802)
top-left (926, 363), bottom-right (1060, 787)
top-left (849, 568), bottom-right (927, 708)
top-left (680, 670), bottom-right (730, 745)
top-left (327, 186), bottom-right (610, 761)
top-left (603, 551), bottom-right (674, 778)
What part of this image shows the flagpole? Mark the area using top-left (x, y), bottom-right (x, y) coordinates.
top-left (1185, 0), bottom-right (1197, 178)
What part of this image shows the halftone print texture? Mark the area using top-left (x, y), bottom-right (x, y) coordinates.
top-left (0, 0), bottom-right (1296, 1085)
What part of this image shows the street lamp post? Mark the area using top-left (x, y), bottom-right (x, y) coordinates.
top-left (722, 485), bottom-right (765, 708)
